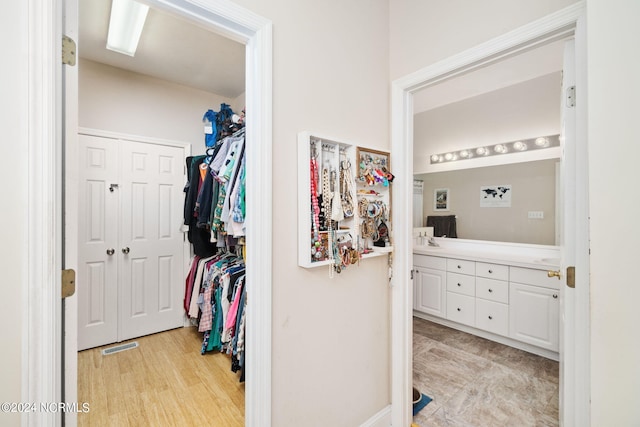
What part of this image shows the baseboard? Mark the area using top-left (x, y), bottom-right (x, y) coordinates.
top-left (360, 405), bottom-right (391, 427)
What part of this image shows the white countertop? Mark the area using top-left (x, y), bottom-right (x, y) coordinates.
top-left (413, 245), bottom-right (560, 270)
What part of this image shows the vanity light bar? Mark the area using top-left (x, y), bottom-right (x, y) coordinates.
top-left (429, 134), bottom-right (560, 164)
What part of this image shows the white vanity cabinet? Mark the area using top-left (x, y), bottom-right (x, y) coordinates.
top-left (509, 266), bottom-right (560, 352)
top-left (413, 247), bottom-right (560, 360)
top-left (413, 255), bottom-right (447, 318)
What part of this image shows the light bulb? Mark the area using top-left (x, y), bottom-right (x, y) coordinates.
top-left (476, 147), bottom-right (487, 156)
top-left (535, 137), bottom-right (549, 147)
top-left (431, 154), bottom-right (440, 162)
top-left (494, 144), bottom-right (507, 153)
top-left (444, 153), bottom-right (453, 161)
top-left (459, 150), bottom-right (470, 158)
top-left (513, 141), bottom-right (527, 151)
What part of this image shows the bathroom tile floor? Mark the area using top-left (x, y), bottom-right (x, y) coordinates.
top-left (413, 317), bottom-right (559, 427)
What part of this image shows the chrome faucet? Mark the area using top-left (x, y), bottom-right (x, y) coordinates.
top-left (427, 236), bottom-right (439, 247)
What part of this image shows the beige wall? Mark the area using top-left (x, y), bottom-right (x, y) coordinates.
top-left (228, 1), bottom-right (391, 426)
top-left (416, 159), bottom-right (557, 245)
top-left (587, 0), bottom-right (640, 424)
top-left (0, 2), bottom-right (26, 426)
top-left (79, 58), bottom-right (239, 154)
top-left (390, 0), bottom-right (578, 80)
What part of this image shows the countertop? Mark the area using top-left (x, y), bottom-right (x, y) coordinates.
top-left (413, 245), bottom-right (560, 270)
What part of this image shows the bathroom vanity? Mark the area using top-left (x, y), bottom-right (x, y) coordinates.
top-left (413, 238), bottom-right (561, 360)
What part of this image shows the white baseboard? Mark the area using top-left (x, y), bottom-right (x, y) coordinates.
top-left (360, 405), bottom-right (392, 427)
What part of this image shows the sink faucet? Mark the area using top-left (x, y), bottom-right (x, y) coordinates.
top-left (427, 236), bottom-right (439, 247)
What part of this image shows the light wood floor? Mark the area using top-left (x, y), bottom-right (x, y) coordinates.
top-left (78, 327), bottom-right (244, 426)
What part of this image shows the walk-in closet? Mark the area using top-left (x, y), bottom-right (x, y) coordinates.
top-left (76, 1), bottom-right (248, 424)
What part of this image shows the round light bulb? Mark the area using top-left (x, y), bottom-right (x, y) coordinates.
top-left (513, 141), bottom-right (527, 151)
top-left (476, 147), bottom-right (487, 156)
top-left (431, 154), bottom-right (440, 162)
top-left (438, 155), bottom-right (444, 162)
top-left (535, 137), bottom-right (549, 147)
top-left (494, 144), bottom-right (507, 153)
top-left (444, 153), bottom-right (453, 161)
top-left (459, 150), bottom-right (470, 158)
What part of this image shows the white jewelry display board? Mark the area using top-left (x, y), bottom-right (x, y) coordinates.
top-left (297, 132), bottom-right (392, 271)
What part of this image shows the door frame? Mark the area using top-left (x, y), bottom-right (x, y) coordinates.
top-left (28, 0), bottom-right (273, 425)
top-left (389, 3), bottom-right (588, 426)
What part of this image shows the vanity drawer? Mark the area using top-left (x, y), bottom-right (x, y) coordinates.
top-left (413, 254), bottom-right (447, 270)
top-left (447, 272), bottom-right (476, 297)
top-left (510, 266), bottom-right (559, 289)
top-left (475, 299), bottom-right (509, 337)
top-left (476, 262), bottom-right (509, 281)
top-left (447, 258), bottom-right (475, 275)
top-left (476, 277), bottom-right (509, 303)
top-left (446, 292), bottom-right (475, 327)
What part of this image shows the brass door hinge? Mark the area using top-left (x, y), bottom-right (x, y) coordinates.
top-left (62, 35), bottom-right (76, 66)
top-left (566, 266), bottom-right (576, 288)
top-left (62, 269), bottom-right (76, 298)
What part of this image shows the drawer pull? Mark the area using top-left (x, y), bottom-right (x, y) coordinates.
top-left (457, 308), bottom-right (461, 312)
top-left (488, 288), bottom-right (493, 293)
top-left (457, 265), bottom-right (462, 269)
top-left (457, 283), bottom-right (461, 287)
top-left (488, 315), bottom-right (493, 320)
top-left (488, 269), bottom-right (493, 274)
top-left (553, 294), bottom-right (558, 299)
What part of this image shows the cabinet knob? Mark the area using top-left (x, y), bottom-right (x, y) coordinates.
top-left (488, 315), bottom-right (493, 320)
top-left (488, 269), bottom-right (493, 274)
top-left (122, 247), bottom-right (130, 254)
top-left (553, 294), bottom-right (558, 299)
top-left (457, 283), bottom-right (461, 287)
top-left (457, 265), bottom-right (462, 269)
top-left (106, 248), bottom-right (115, 256)
top-left (457, 308), bottom-right (461, 312)
top-left (488, 288), bottom-right (493, 293)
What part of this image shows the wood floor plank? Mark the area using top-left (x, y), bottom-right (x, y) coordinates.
top-left (78, 327), bottom-right (244, 426)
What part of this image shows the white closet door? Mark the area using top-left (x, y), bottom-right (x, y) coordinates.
top-left (118, 140), bottom-right (185, 341)
top-left (77, 135), bottom-right (119, 350)
top-left (78, 135), bottom-right (185, 350)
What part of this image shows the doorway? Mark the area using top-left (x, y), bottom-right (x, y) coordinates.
top-left (60, 1), bottom-right (273, 426)
top-left (390, 4), bottom-right (589, 427)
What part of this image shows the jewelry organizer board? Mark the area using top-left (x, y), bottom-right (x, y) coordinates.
top-left (298, 131), bottom-right (392, 269)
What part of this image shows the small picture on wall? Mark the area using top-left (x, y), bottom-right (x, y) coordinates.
top-left (480, 184), bottom-right (512, 207)
top-left (434, 188), bottom-right (449, 211)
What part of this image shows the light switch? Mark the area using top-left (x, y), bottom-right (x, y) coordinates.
top-left (528, 211), bottom-right (544, 219)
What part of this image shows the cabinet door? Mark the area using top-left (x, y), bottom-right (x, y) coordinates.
top-left (414, 266), bottom-right (446, 318)
top-left (509, 282), bottom-right (559, 351)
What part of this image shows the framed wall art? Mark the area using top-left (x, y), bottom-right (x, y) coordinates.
top-left (434, 188), bottom-right (449, 211)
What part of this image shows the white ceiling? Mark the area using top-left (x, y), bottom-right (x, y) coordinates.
top-left (79, 0), bottom-right (246, 98)
top-left (413, 40), bottom-right (565, 114)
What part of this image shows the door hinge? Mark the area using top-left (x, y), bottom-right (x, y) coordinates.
top-left (566, 266), bottom-right (576, 288)
top-left (410, 269), bottom-right (414, 280)
top-left (62, 35), bottom-right (77, 66)
top-left (61, 269), bottom-right (76, 298)
top-left (566, 86), bottom-right (576, 108)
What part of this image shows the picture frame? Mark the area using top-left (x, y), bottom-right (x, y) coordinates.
top-left (434, 188), bottom-right (449, 211)
top-left (355, 146), bottom-right (391, 186)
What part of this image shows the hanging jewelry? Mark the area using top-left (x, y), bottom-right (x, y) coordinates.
top-left (340, 160), bottom-right (355, 218)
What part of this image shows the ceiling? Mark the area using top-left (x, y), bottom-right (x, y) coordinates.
top-left (413, 40), bottom-right (565, 114)
top-left (79, 0), bottom-right (246, 98)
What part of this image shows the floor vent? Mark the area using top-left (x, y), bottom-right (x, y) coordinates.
top-left (102, 341), bottom-right (139, 356)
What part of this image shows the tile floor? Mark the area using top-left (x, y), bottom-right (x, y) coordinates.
top-left (413, 317), bottom-right (559, 427)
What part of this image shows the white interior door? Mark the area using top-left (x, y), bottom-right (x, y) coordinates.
top-left (559, 36), bottom-right (590, 426)
top-left (119, 140), bottom-right (185, 341)
top-left (77, 135), bottom-right (120, 350)
top-left (78, 135), bottom-right (185, 350)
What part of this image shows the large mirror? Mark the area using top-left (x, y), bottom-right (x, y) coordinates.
top-left (412, 40), bottom-right (565, 245)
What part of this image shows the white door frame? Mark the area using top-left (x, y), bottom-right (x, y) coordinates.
top-left (28, 0), bottom-right (272, 425)
top-left (389, 3), bottom-right (588, 426)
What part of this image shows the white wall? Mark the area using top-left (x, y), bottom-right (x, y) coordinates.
top-left (390, 0), bottom-right (578, 80)
top-left (79, 58), bottom-right (239, 154)
top-left (0, 2), bottom-right (26, 426)
top-left (229, 2), bottom-right (391, 426)
top-left (587, 0), bottom-right (640, 424)
top-left (413, 72), bottom-right (561, 173)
